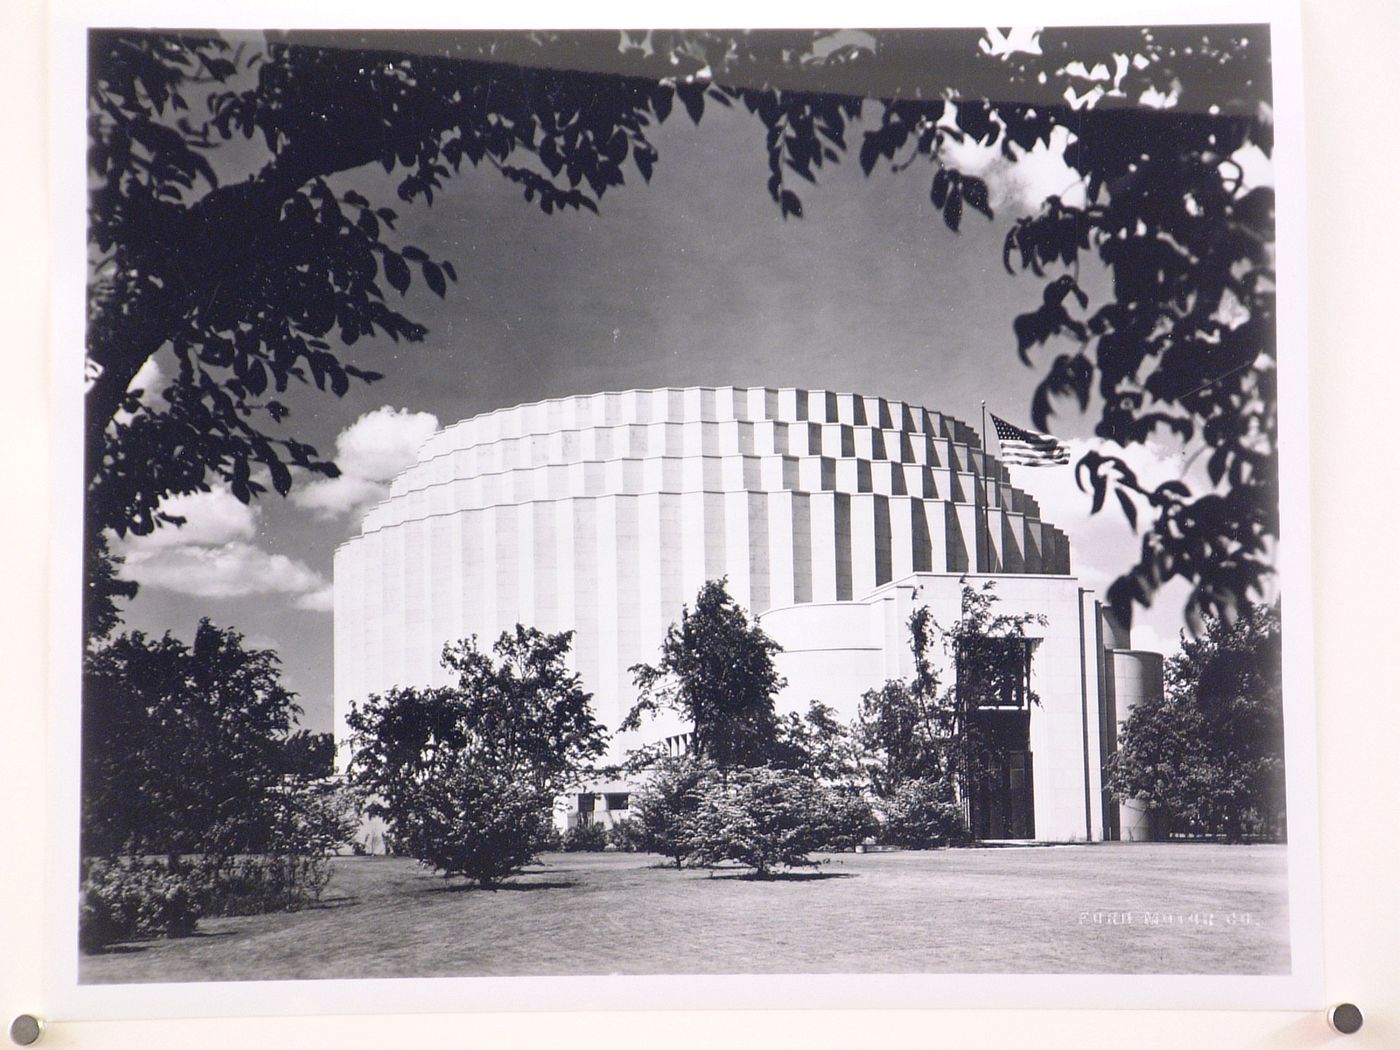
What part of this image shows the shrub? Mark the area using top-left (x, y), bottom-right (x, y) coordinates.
top-left (629, 754), bottom-right (710, 868)
top-left (190, 855), bottom-right (333, 917)
top-left (881, 778), bottom-right (966, 848)
top-left (269, 776), bottom-right (359, 859)
top-left (814, 788), bottom-right (879, 851)
top-left (562, 818), bottom-right (609, 852)
top-left (606, 818), bottom-right (646, 853)
top-left (391, 759), bottom-right (556, 887)
top-left (532, 822), bottom-right (564, 853)
top-left (686, 766), bottom-right (826, 876)
top-left (178, 778), bottom-right (353, 916)
top-left (79, 857), bottom-right (201, 951)
top-left (345, 628), bottom-right (608, 886)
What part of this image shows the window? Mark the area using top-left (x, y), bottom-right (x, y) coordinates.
top-left (957, 637), bottom-right (1034, 710)
top-left (577, 793), bottom-right (595, 815)
top-left (604, 793), bottom-right (630, 812)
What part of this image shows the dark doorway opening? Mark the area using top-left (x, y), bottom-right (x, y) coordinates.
top-left (971, 750), bottom-right (1035, 840)
top-left (969, 709), bottom-right (1035, 839)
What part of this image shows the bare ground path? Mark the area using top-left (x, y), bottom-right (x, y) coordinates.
top-left (80, 843), bottom-right (1289, 983)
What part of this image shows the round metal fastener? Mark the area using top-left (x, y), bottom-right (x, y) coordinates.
top-left (1328, 1003), bottom-right (1364, 1035)
top-left (8, 1015), bottom-right (43, 1047)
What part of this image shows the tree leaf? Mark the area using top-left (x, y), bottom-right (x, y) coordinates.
top-left (677, 82), bottom-right (706, 125)
top-left (383, 253), bottom-right (410, 295)
top-left (943, 188), bottom-right (963, 232)
top-left (423, 260), bottom-right (446, 298)
top-left (1116, 488), bottom-right (1138, 530)
top-left (962, 175), bottom-right (992, 218)
top-left (931, 168), bottom-right (949, 209)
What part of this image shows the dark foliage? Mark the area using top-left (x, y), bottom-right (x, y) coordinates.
top-left (606, 817), bottom-right (648, 853)
top-left (991, 29), bottom-right (1276, 630)
top-left (815, 788), bottom-right (879, 852)
top-left (880, 778), bottom-right (967, 848)
top-left (79, 857), bottom-right (201, 950)
top-left (1106, 604), bottom-right (1284, 841)
top-left (685, 766), bottom-right (827, 876)
top-left (772, 699), bottom-right (862, 786)
top-left (189, 854), bottom-right (337, 917)
top-left (278, 729), bottom-right (336, 778)
top-left (345, 626), bottom-right (608, 885)
top-left (83, 530), bottom-right (137, 646)
top-left (628, 753), bottom-right (711, 868)
top-left (855, 678), bottom-right (943, 799)
top-left (81, 620), bottom-right (313, 858)
top-left (686, 765), bottom-right (861, 876)
top-left (88, 27), bottom-right (1275, 635)
top-left (562, 819), bottom-right (610, 853)
top-left (623, 579), bottom-right (784, 767)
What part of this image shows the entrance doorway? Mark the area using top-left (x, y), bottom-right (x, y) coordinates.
top-left (968, 708), bottom-right (1035, 840)
top-left (970, 750), bottom-right (1035, 840)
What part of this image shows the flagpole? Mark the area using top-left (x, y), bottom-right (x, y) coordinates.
top-left (980, 400), bottom-right (989, 574)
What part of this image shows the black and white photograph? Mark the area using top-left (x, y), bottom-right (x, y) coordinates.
top-left (50, 13), bottom-right (1321, 1014)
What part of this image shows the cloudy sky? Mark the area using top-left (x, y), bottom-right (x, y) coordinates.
top-left (107, 37), bottom-right (1266, 732)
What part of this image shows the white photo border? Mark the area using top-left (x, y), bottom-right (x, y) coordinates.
top-left (40, 0), bottom-right (1323, 1021)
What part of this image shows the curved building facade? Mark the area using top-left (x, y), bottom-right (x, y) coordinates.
top-left (334, 386), bottom-right (1157, 841)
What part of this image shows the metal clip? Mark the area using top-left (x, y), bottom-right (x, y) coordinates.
top-left (7, 1016), bottom-right (43, 1047)
top-left (1327, 1003), bottom-right (1364, 1035)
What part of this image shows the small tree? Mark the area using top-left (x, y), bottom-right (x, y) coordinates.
top-left (628, 753), bottom-right (710, 869)
top-left (346, 626), bottom-right (608, 886)
top-left (82, 619), bottom-right (309, 860)
top-left (772, 700), bottom-right (861, 786)
top-left (278, 730), bottom-right (337, 779)
top-left (855, 678), bottom-right (946, 799)
top-left (1107, 604), bottom-right (1284, 842)
top-left (622, 579), bottom-right (784, 767)
top-left (391, 759), bottom-right (554, 886)
top-left (814, 788), bottom-right (879, 852)
top-left (686, 766), bottom-right (827, 877)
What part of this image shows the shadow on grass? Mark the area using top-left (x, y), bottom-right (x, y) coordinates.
top-left (307, 895), bottom-right (359, 910)
top-left (707, 870), bottom-right (857, 882)
top-left (84, 929), bottom-right (236, 956)
top-left (428, 879), bottom-right (578, 894)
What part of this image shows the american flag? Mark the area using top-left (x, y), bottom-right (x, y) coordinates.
top-left (991, 414), bottom-right (1070, 467)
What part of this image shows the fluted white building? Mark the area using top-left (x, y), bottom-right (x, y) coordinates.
top-left (334, 387), bottom-right (1162, 842)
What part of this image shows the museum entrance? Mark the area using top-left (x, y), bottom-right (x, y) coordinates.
top-left (968, 709), bottom-right (1035, 840)
top-left (970, 748), bottom-right (1035, 840)
top-left (958, 634), bottom-right (1038, 840)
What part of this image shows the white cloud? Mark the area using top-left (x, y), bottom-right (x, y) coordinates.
top-left (295, 585), bottom-right (335, 612)
top-left (1228, 142), bottom-right (1273, 190)
top-left (940, 124), bottom-right (1086, 218)
top-left (291, 474), bottom-right (388, 517)
top-left (292, 406), bottom-right (439, 519)
top-left (979, 27), bottom-right (1042, 59)
top-left (127, 357), bottom-right (164, 401)
top-left (124, 487), bottom-right (258, 549)
top-left (112, 484), bottom-right (331, 610)
top-left (114, 357), bottom-right (167, 424)
top-left (119, 541), bottom-right (328, 601)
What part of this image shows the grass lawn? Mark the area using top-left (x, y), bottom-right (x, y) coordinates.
top-left (80, 844), bottom-right (1289, 983)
